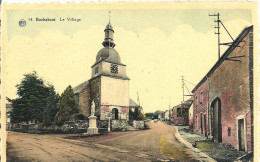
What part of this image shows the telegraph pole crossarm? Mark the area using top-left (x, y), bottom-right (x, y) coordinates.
top-left (219, 42), bottom-right (240, 47)
top-left (209, 13), bottom-right (221, 59)
top-left (209, 13), bottom-right (243, 62)
top-left (227, 55), bottom-right (245, 59)
top-left (225, 58), bottom-right (241, 62)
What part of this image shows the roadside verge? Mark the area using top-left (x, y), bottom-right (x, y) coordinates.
top-left (174, 126), bottom-right (216, 162)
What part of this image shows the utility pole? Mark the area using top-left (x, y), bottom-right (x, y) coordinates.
top-left (209, 13), bottom-right (241, 62)
top-left (181, 76), bottom-right (184, 117)
top-left (169, 97), bottom-right (171, 124)
top-left (182, 76), bottom-right (184, 103)
top-left (209, 13), bottom-right (220, 60)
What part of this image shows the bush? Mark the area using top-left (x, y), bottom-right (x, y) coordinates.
top-left (137, 113), bottom-right (145, 120)
top-left (70, 113), bottom-right (87, 121)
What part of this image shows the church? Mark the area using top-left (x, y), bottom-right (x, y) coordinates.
top-left (73, 21), bottom-right (130, 121)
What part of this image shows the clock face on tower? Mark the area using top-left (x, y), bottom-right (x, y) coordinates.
top-left (111, 64), bottom-right (118, 74)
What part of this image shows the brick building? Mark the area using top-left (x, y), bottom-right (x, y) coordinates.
top-left (192, 79), bottom-right (209, 136)
top-left (171, 98), bottom-right (193, 125)
top-left (192, 26), bottom-right (253, 152)
top-left (74, 21), bottom-right (130, 121)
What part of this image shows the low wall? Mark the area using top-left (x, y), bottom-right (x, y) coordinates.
top-left (133, 120), bottom-right (144, 129)
top-left (111, 120), bottom-right (127, 130)
top-left (12, 120), bottom-right (89, 134)
top-left (97, 120), bottom-right (109, 129)
top-left (12, 119), bottom-right (146, 133)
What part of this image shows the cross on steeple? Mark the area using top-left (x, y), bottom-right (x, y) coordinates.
top-left (109, 11), bottom-right (111, 23)
top-left (102, 11), bottom-right (115, 48)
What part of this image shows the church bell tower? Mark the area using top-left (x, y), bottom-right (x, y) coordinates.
top-left (102, 22), bottom-right (115, 48)
top-left (90, 18), bottom-right (130, 121)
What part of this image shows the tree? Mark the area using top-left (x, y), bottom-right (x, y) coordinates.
top-left (145, 113), bottom-right (154, 119)
top-left (43, 86), bottom-right (59, 126)
top-left (144, 112), bottom-right (159, 120)
top-left (137, 113), bottom-right (145, 120)
top-left (133, 107), bottom-right (139, 119)
top-left (8, 71), bottom-right (58, 124)
top-left (153, 112), bottom-right (159, 119)
top-left (54, 86), bottom-right (78, 125)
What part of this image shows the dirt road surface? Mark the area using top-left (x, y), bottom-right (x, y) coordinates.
top-left (7, 121), bottom-right (198, 161)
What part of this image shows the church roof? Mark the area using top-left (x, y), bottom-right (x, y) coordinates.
top-left (129, 98), bottom-right (139, 107)
top-left (95, 21), bottom-right (122, 65)
top-left (96, 47), bottom-right (121, 64)
top-left (73, 81), bottom-right (89, 94)
top-left (105, 22), bottom-right (114, 31)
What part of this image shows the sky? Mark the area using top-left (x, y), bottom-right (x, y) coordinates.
top-left (3, 3), bottom-right (254, 113)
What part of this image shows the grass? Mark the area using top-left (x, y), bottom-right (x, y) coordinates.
top-left (159, 135), bottom-right (197, 161)
top-left (191, 141), bottom-right (213, 152)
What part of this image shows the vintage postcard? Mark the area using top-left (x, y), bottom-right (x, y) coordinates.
top-left (1, 1), bottom-right (259, 162)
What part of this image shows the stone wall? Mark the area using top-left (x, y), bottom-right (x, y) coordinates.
top-left (100, 105), bottom-right (129, 120)
top-left (13, 120), bottom-right (89, 134)
top-left (90, 77), bottom-right (101, 117)
top-left (79, 85), bottom-right (91, 115)
top-left (78, 77), bottom-right (101, 117)
top-left (97, 120), bottom-right (109, 129)
top-left (111, 120), bottom-right (127, 130)
top-left (133, 120), bottom-right (144, 129)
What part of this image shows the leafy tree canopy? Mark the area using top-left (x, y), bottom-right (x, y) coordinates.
top-left (145, 112), bottom-right (158, 119)
top-left (8, 71), bottom-right (58, 124)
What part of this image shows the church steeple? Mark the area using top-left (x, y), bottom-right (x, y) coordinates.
top-left (102, 12), bottom-right (115, 48)
top-left (95, 12), bottom-right (121, 64)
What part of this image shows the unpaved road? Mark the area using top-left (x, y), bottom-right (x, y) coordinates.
top-left (7, 121), bottom-right (197, 161)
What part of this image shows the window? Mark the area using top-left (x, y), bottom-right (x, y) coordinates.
top-left (195, 96), bottom-right (198, 107)
top-left (95, 67), bottom-right (98, 74)
top-left (200, 91), bottom-right (203, 105)
top-left (111, 64), bottom-right (118, 74)
top-left (177, 108), bottom-right (181, 117)
top-left (228, 127), bottom-right (231, 136)
top-left (196, 115), bottom-right (198, 129)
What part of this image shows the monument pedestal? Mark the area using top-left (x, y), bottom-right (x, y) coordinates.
top-left (87, 115), bottom-right (98, 135)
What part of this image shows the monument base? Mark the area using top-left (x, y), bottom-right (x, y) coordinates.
top-left (87, 115), bottom-right (99, 135)
top-left (87, 127), bottom-right (99, 135)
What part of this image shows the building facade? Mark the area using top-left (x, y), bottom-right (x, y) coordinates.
top-left (74, 22), bottom-right (130, 121)
top-left (129, 99), bottom-right (143, 120)
top-left (172, 98), bottom-right (193, 125)
top-left (193, 79), bottom-right (209, 136)
top-left (188, 103), bottom-right (193, 127)
top-left (192, 26), bottom-right (253, 152)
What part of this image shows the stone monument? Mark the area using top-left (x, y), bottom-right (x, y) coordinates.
top-left (87, 101), bottom-right (99, 135)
